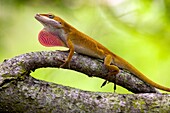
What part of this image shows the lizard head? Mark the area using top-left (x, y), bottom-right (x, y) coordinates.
top-left (35, 13), bottom-right (66, 47)
top-left (35, 13), bottom-right (64, 30)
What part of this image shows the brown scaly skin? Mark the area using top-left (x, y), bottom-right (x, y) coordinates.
top-left (35, 13), bottom-right (170, 92)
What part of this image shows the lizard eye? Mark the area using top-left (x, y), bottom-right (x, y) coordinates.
top-left (48, 14), bottom-right (54, 19)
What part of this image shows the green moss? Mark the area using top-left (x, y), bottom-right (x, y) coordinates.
top-left (132, 99), bottom-right (146, 112)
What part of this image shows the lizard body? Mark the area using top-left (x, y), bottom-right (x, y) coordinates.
top-left (35, 13), bottom-right (170, 92)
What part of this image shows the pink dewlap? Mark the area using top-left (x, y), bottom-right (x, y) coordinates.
top-left (38, 30), bottom-right (64, 47)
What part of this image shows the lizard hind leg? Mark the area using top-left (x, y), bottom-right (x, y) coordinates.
top-left (101, 55), bottom-right (119, 91)
top-left (104, 54), bottom-right (119, 75)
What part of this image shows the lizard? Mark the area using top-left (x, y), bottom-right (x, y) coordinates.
top-left (35, 13), bottom-right (170, 92)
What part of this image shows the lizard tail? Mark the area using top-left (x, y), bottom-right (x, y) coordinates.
top-left (114, 55), bottom-right (170, 92)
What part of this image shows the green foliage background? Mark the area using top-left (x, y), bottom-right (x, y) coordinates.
top-left (1, 0), bottom-right (170, 93)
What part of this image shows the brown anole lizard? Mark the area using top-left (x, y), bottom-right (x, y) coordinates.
top-left (35, 13), bottom-right (170, 92)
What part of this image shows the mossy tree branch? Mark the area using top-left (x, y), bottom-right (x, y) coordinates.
top-left (1, 50), bottom-right (170, 112)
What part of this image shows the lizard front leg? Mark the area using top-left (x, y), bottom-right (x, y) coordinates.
top-left (60, 38), bottom-right (74, 68)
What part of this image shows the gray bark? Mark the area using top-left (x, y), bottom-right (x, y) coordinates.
top-left (0, 50), bottom-right (169, 112)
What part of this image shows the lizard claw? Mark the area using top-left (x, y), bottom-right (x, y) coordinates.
top-left (60, 61), bottom-right (70, 68)
top-left (101, 80), bottom-right (108, 88)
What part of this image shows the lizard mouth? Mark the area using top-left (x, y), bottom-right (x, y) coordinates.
top-left (35, 13), bottom-right (46, 26)
top-left (35, 13), bottom-right (61, 28)
top-left (35, 13), bottom-right (47, 24)
top-left (34, 13), bottom-right (41, 20)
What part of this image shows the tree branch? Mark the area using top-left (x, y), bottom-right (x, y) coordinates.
top-left (1, 50), bottom-right (169, 112)
top-left (0, 50), bottom-right (157, 93)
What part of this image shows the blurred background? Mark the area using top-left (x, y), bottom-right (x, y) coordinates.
top-left (0, 0), bottom-right (170, 93)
